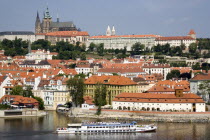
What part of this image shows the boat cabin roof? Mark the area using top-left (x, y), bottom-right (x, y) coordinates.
top-left (67, 123), bottom-right (82, 126)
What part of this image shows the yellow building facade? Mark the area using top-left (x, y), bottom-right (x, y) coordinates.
top-left (84, 75), bottom-right (138, 104)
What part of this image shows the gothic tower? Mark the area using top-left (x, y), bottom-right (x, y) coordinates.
top-left (42, 7), bottom-right (52, 33)
top-left (35, 11), bottom-right (42, 33)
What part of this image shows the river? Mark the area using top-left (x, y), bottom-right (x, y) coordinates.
top-left (0, 111), bottom-right (210, 140)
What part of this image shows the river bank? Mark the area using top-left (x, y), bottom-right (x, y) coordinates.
top-left (68, 108), bottom-right (210, 123)
top-left (0, 109), bottom-right (47, 118)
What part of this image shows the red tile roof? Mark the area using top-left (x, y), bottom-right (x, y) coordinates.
top-left (113, 92), bottom-right (204, 103)
top-left (85, 75), bottom-right (137, 85)
top-left (97, 67), bottom-right (145, 74)
top-left (46, 31), bottom-right (89, 37)
top-left (155, 36), bottom-right (195, 41)
top-left (90, 34), bottom-right (160, 39)
top-left (83, 96), bottom-right (94, 105)
top-left (188, 29), bottom-right (196, 35)
top-left (191, 73), bottom-right (210, 81)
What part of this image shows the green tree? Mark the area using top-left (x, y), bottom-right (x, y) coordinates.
top-left (33, 96), bottom-right (45, 110)
top-left (80, 52), bottom-right (86, 60)
top-left (114, 49), bottom-right (120, 54)
top-left (97, 43), bottom-right (104, 56)
top-left (166, 70), bottom-right (181, 80)
top-left (122, 47), bottom-right (127, 55)
top-left (199, 80), bottom-right (210, 102)
top-left (11, 85), bottom-right (23, 95)
top-left (23, 86), bottom-right (34, 97)
top-left (131, 42), bottom-right (145, 55)
top-left (32, 39), bottom-right (50, 50)
top-left (94, 83), bottom-right (107, 115)
top-left (88, 42), bottom-right (96, 52)
top-left (67, 77), bottom-right (85, 107)
top-left (192, 62), bottom-right (201, 70)
top-left (189, 43), bottom-right (197, 54)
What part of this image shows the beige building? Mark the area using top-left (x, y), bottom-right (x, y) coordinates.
top-left (45, 31), bottom-right (89, 45)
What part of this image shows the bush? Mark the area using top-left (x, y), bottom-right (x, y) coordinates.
top-left (0, 104), bottom-right (10, 110)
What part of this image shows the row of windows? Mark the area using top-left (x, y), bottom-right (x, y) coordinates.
top-left (87, 125), bottom-right (133, 128)
top-left (76, 129), bottom-right (134, 133)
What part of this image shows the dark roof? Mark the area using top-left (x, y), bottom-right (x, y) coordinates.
top-left (38, 60), bottom-right (51, 65)
top-left (90, 63), bottom-right (103, 68)
top-left (50, 22), bottom-right (75, 28)
top-left (0, 31), bottom-right (34, 35)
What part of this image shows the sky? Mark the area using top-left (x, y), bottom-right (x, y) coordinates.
top-left (0, 0), bottom-right (210, 37)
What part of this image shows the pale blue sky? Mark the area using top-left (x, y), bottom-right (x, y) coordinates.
top-left (0, 0), bottom-right (209, 37)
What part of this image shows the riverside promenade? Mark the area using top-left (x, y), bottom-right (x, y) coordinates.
top-left (69, 108), bottom-right (210, 123)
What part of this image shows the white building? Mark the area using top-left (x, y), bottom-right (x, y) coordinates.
top-left (87, 26), bottom-right (159, 51)
top-left (96, 68), bottom-right (146, 78)
top-left (155, 30), bottom-right (196, 48)
top-left (0, 76), bottom-right (11, 98)
top-left (112, 91), bottom-right (205, 112)
top-left (142, 64), bottom-right (171, 80)
top-left (190, 73), bottom-right (210, 102)
top-left (0, 31), bottom-right (45, 42)
top-left (26, 49), bottom-right (58, 61)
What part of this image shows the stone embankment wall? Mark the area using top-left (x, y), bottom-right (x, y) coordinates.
top-left (0, 109), bottom-right (47, 118)
top-left (69, 108), bottom-right (210, 123)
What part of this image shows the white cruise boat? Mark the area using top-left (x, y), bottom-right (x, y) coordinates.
top-left (56, 121), bottom-right (157, 134)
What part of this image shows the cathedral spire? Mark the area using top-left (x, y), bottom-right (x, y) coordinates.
top-left (36, 11), bottom-right (41, 24)
top-left (57, 9), bottom-right (59, 23)
top-left (35, 11), bottom-right (42, 33)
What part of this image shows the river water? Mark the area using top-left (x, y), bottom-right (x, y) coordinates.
top-left (0, 111), bottom-right (210, 140)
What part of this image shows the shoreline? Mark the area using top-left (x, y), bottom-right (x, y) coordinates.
top-left (68, 108), bottom-right (210, 123)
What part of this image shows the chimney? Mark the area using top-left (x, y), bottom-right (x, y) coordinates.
top-left (175, 89), bottom-right (184, 97)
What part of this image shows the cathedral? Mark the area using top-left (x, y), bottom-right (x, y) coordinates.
top-left (35, 7), bottom-right (77, 34)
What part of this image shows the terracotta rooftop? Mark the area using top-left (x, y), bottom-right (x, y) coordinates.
top-left (188, 29), bottom-right (196, 35)
top-left (85, 75), bottom-right (137, 85)
top-left (46, 31), bottom-right (89, 37)
top-left (83, 96), bottom-right (94, 105)
top-left (155, 36), bottom-right (195, 41)
top-left (113, 92), bottom-right (204, 103)
top-left (90, 34), bottom-right (160, 39)
top-left (190, 73), bottom-right (210, 81)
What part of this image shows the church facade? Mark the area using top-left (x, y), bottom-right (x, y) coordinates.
top-left (35, 7), bottom-right (77, 34)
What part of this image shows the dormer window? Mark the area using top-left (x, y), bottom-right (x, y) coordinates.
top-left (104, 80), bottom-right (108, 83)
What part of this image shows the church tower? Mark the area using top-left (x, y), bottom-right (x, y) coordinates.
top-left (106, 26), bottom-right (111, 36)
top-left (42, 7), bottom-right (52, 33)
top-left (35, 11), bottom-right (42, 33)
top-left (188, 29), bottom-right (196, 39)
top-left (111, 26), bottom-right (115, 36)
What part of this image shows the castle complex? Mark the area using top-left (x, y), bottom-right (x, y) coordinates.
top-left (35, 7), bottom-right (77, 34)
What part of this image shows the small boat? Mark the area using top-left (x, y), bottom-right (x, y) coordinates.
top-left (56, 121), bottom-right (157, 134)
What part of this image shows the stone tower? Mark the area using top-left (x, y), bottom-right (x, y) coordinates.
top-left (42, 7), bottom-right (52, 33)
top-left (188, 29), bottom-right (196, 39)
top-left (35, 11), bottom-right (42, 33)
top-left (106, 26), bottom-right (111, 36)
